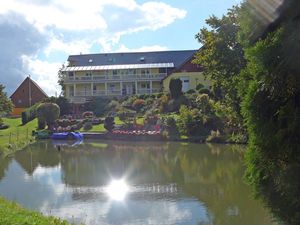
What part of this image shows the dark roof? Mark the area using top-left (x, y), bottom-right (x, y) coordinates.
top-left (10, 76), bottom-right (48, 98)
top-left (68, 50), bottom-right (198, 69)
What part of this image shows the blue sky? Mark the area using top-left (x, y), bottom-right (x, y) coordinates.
top-left (0, 0), bottom-right (241, 96)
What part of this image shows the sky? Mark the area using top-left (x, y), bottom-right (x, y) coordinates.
top-left (0, 0), bottom-right (242, 97)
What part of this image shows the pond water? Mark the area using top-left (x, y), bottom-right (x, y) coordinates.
top-left (0, 141), bottom-right (277, 225)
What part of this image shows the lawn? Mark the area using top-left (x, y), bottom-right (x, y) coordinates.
top-left (0, 118), bottom-right (37, 154)
top-left (0, 197), bottom-right (72, 225)
top-left (80, 116), bottom-right (125, 132)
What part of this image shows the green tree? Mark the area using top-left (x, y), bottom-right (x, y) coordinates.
top-left (0, 84), bottom-right (13, 124)
top-left (37, 103), bottom-right (60, 130)
top-left (240, 7), bottom-right (300, 224)
top-left (193, 5), bottom-right (246, 111)
top-left (169, 78), bottom-right (183, 99)
top-left (57, 64), bottom-right (65, 96)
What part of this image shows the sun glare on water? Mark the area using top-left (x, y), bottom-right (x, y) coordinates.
top-left (105, 179), bottom-right (129, 201)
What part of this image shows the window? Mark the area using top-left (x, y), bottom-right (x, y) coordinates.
top-left (159, 68), bottom-right (166, 73)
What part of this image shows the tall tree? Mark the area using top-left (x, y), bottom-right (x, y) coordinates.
top-left (193, 6), bottom-right (246, 111)
top-left (239, 1), bottom-right (300, 223)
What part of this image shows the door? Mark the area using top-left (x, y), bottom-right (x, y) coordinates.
top-left (180, 77), bottom-right (190, 92)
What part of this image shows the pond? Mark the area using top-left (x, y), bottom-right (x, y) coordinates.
top-left (0, 141), bottom-right (277, 225)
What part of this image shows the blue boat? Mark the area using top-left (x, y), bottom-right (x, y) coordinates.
top-left (51, 132), bottom-right (84, 140)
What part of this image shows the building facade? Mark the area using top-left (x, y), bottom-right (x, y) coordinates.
top-left (10, 76), bottom-right (48, 115)
top-left (62, 50), bottom-right (207, 104)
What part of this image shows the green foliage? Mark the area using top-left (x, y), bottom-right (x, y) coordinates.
top-left (83, 122), bottom-right (93, 131)
top-left (186, 89), bottom-right (196, 94)
top-left (21, 103), bottom-right (40, 125)
top-left (196, 83), bottom-right (205, 90)
top-left (158, 94), bottom-right (169, 113)
top-left (104, 116), bottom-right (115, 131)
top-left (193, 5), bottom-right (246, 112)
top-left (178, 105), bottom-right (206, 137)
top-left (0, 84), bottom-right (13, 118)
top-left (85, 97), bottom-right (111, 117)
top-left (162, 116), bottom-right (180, 140)
top-left (37, 103), bottom-right (60, 130)
top-left (241, 17), bottom-right (300, 224)
top-left (132, 99), bottom-right (145, 112)
top-left (167, 95), bottom-right (189, 112)
top-left (40, 96), bottom-right (71, 119)
top-left (169, 78), bottom-right (183, 99)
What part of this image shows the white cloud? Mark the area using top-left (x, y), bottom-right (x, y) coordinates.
top-left (0, 0), bottom-right (186, 95)
top-left (22, 55), bottom-right (62, 96)
top-left (116, 44), bottom-right (168, 53)
top-left (45, 37), bottom-right (94, 56)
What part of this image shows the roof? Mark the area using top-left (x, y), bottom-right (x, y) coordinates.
top-left (62, 63), bottom-right (174, 72)
top-left (10, 76), bottom-right (48, 98)
top-left (66, 50), bottom-right (197, 69)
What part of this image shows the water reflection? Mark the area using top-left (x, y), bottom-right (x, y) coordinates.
top-left (0, 141), bottom-right (276, 225)
top-left (105, 179), bottom-right (129, 201)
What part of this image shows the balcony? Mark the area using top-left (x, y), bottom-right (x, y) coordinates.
top-left (63, 73), bottom-right (167, 84)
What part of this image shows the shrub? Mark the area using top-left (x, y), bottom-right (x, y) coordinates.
top-left (37, 103), bottom-right (60, 130)
top-left (162, 116), bottom-right (180, 140)
top-left (158, 94), bottom-right (169, 113)
top-left (0, 124), bottom-right (9, 130)
top-left (84, 97), bottom-right (111, 117)
top-left (21, 103), bottom-right (40, 125)
top-left (144, 114), bottom-right (159, 126)
top-left (104, 116), bottom-right (115, 131)
top-left (167, 95), bottom-right (189, 112)
top-left (186, 89), bottom-right (196, 94)
top-left (132, 99), bottom-right (145, 112)
top-left (196, 83), bottom-right (205, 90)
top-left (169, 78), bottom-right (183, 99)
top-left (82, 111), bottom-right (94, 118)
top-left (38, 119), bottom-right (46, 130)
top-left (198, 88), bottom-right (210, 95)
top-left (83, 122), bottom-right (93, 131)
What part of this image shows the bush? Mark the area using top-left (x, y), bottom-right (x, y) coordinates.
top-left (21, 103), bottom-right (40, 125)
top-left (167, 95), bottom-right (189, 112)
top-left (83, 122), bottom-right (93, 131)
top-left (196, 83), bottom-right (205, 90)
top-left (186, 89), bottom-right (196, 94)
top-left (198, 88), bottom-right (210, 95)
top-left (132, 99), bottom-right (145, 112)
top-left (0, 124), bottom-right (9, 130)
top-left (104, 116), bottom-right (115, 131)
top-left (158, 94), bottom-right (169, 113)
top-left (178, 105), bottom-right (209, 137)
top-left (162, 116), bottom-right (180, 140)
top-left (82, 111), bottom-right (94, 118)
top-left (84, 97), bottom-right (111, 117)
top-left (169, 78), bottom-right (183, 99)
top-left (37, 103), bottom-right (60, 130)
top-left (38, 119), bottom-right (46, 130)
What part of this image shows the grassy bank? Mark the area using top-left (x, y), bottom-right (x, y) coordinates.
top-left (0, 197), bottom-right (71, 225)
top-left (0, 118), bottom-right (37, 155)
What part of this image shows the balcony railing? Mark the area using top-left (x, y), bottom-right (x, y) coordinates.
top-left (64, 73), bottom-right (166, 83)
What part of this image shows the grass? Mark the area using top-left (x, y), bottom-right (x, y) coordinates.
top-left (0, 118), bottom-right (37, 155)
top-left (0, 197), bottom-right (73, 225)
top-left (80, 116), bottom-right (125, 133)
